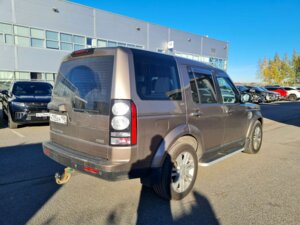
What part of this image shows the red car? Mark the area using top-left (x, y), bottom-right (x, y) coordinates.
top-left (265, 86), bottom-right (288, 99)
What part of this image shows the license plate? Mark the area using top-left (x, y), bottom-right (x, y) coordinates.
top-left (36, 113), bottom-right (50, 117)
top-left (50, 113), bottom-right (67, 124)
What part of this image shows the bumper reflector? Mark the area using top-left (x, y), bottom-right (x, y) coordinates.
top-left (84, 166), bottom-right (99, 174)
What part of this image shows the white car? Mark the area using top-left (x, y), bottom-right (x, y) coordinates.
top-left (282, 87), bottom-right (300, 101)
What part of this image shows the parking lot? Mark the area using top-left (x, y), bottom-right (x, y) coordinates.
top-left (0, 102), bottom-right (299, 225)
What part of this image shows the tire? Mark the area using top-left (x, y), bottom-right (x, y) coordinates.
top-left (244, 120), bottom-right (262, 154)
top-left (153, 142), bottom-right (198, 200)
top-left (8, 111), bottom-right (18, 129)
top-left (288, 94), bottom-right (297, 102)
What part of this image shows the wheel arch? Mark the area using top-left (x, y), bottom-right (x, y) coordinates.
top-left (150, 124), bottom-right (202, 169)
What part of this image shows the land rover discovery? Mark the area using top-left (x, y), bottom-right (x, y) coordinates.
top-left (43, 47), bottom-right (263, 200)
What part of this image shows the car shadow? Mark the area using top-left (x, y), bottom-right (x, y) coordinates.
top-left (107, 134), bottom-right (219, 225)
top-left (135, 186), bottom-right (220, 225)
top-left (0, 143), bottom-right (64, 225)
top-left (260, 101), bottom-right (300, 127)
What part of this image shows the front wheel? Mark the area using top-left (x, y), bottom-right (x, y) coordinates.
top-left (8, 110), bottom-right (18, 129)
top-left (153, 142), bottom-right (198, 200)
top-left (244, 120), bottom-right (263, 154)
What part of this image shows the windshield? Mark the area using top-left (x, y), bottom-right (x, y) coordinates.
top-left (237, 86), bottom-right (249, 92)
top-left (12, 82), bottom-right (53, 96)
top-left (255, 86), bottom-right (266, 92)
top-left (53, 56), bottom-right (114, 115)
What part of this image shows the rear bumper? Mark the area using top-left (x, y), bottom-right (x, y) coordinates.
top-left (43, 141), bottom-right (132, 181)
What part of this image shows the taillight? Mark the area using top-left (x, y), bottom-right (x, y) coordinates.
top-left (110, 100), bottom-right (137, 146)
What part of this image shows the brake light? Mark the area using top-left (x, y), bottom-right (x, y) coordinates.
top-left (110, 100), bottom-right (137, 146)
top-left (71, 48), bottom-right (94, 57)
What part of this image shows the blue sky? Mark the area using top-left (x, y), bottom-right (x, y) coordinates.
top-left (70, 0), bottom-right (300, 82)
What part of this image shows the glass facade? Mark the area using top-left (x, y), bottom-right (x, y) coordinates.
top-left (0, 22), bottom-right (144, 52)
top-left (175, 51), bottom-right (227, 70)
top-left (0, 20), bottom-right (227, 86)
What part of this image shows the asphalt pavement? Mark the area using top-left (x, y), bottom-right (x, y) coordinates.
top-left (0, 102), bottom-right (299, 225)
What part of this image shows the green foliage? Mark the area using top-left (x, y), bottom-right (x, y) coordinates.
top-left (258, 51), bottom-right (299, 85)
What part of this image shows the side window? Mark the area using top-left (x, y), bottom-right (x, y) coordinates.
top-left (132, 50), bottom-right (182, 101)
top-left (189, 71), bottom-right (217, 104)
top-left (217, 77), bottom-right (238, 104)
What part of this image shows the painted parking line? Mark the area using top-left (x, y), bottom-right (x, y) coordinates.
top-left (10, 129), bottom-right (25, 138)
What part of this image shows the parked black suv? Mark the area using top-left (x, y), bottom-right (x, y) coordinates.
top-left (1, 81), bottom-right (53, 128)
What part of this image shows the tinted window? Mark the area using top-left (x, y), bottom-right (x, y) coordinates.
top-left (189, 71), bottom-right (217, 104)
top-left (54, 56), bottom-right (114, 115)
top-left (132, 50), bottom-right (182, 100)
top-left (217, 77), bottom-right (238, 103)
top-left (12, 82), bottom-right (52, 96)
top-left (237, 86), bottom-right (249, 92)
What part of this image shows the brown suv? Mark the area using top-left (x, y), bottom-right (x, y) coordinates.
top-left (43, 47), bottom-right (263, 200)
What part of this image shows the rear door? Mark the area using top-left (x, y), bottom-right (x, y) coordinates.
top-left (49, 52), bottom-right (115, 159)
top-left (185, 67), bottom-right (225, 152)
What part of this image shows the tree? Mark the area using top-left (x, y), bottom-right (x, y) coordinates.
top-left (258, 51), bottom-right (298, 85)
top-left (292, 50), bottom-right (300, 83)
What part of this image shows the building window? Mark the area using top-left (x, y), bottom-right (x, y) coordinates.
top-left (15, 72), bottom-right (30, 80)
top-left (135, 45), bottom-right (143, 49)
top-left (46, 31), bottom-right (59, 49)
top-left (5, 34), bottom-right (14, 44)
top-left (30, 72), bottom-right (42, 80)
top-left (31, 28), bottom-right (45, 39)
top-left (0, 23), bottom-right (13, 34)
top-left (46, 40), bottom-right (59, 49)
top-left (30, 28), bottom-right (45, 48)
top-left (108, 41), bottom-right (117, 47)
top-left (46, 31), bottom-right (58, 40)
top-left (0, 71), bottom-right (14, 80)
top-left (86, 38), bottom-right (97, 48)
top-left (74, 35), bottom-right (85, 45)
top-left (60, 33), bottom-right (73, 51)
top-left (97, 39), bottom-right (107, 47)
top-left (127, 43), bottom-right (135, 48)
top-left (73, 35), bottom-right (85, 50)
top-left (61, 42), bottom-right (73, 51)
top-left (60, 33), bottom-right (72, 42)
top-left (86, 37), bottom-right (92, 46)
top-left (31, 38), bottom-right (44, 48)
top-left (0, 34), bottom-right (3, 43)
top-left (15, 36), bottom-right (30, 47)
top-left (46, 73), bottom-right (55, 81)
top-left (14, 25), bottom-right (30, 36)
top-left (117, 42), bottom-right (126, 47)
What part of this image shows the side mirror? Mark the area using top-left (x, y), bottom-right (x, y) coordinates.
top-left (241, 94), bottom-right (250, 103)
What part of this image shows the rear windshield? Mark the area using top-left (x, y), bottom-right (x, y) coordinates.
top-left (12, 82), bottom-right (53, 96)
top-left (53, 56), bottom-right (114, 115)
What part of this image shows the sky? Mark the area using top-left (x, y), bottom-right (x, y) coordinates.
top-left (70, 0), bottom-right (300, 83)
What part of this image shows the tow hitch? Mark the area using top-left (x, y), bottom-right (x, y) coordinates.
top-left (55, 167), bottom-right (74, 185)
